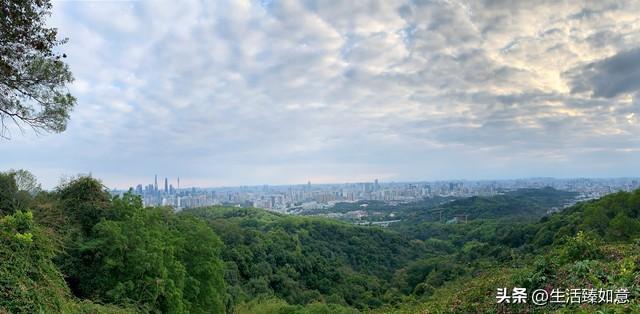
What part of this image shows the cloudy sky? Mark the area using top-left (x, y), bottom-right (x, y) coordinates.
top-left (1, 0), bottom-right (640, 189)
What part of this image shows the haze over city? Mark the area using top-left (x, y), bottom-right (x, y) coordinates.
top-left (2, 0), bottom-right (640, 189)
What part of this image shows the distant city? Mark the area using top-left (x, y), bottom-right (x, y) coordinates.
top-left (113, 176), bottom-right (640, 213)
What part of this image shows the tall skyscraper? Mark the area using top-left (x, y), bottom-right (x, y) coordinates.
top-left (164, 177), bottom-right (168, 193)
top-left (154, 174), bottom-right (158, 192)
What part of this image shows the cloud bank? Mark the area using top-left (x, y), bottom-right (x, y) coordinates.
top-left (1, 0), bottom-right (639, 188)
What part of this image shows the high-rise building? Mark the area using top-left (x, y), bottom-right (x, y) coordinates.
top-left (154, 174), bottom-right (158, 192)
top-left (164, 177), bottom-right (168, 193)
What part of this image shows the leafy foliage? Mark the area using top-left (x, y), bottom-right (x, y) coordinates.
top-left (1, 175), bottom-right (227, 313)
top-left (183, 206), bottom-right (429, 310)
top-left (0, 169), bottom-right (40, 215)
top-left (0, 0), bottom-right (76, 138)
top-left (1, 170), bottom-right (639, 313)
top-left (57, 179), bottom-right (227, 313)
top-left (0, 210), bottom-right (133, 313)
top-left (377, 189), bottom-right (640, 313)
top-left (57, 176), bottom-right (112, 234)
top-left (10, 168), bottom-right (41, 194)
top-left (426, 187), bottom-right (577, 221)
top-left (0, 171), bottom-right (19, 215)
top-left (234, 297), bottom-right (359, 314)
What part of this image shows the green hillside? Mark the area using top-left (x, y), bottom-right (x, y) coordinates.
top-left (0, 171), bottom-right (638, 313)
top-left (399, 187), bottom-right (578, 223)
top-left (302, 188), bottom-right (576, 226)
top-left (377, 189), bottom-right (640, 313)
top-left (181, 206), bottom-right (432, 310)
top-left (1, 173), bottom-right (225, 313)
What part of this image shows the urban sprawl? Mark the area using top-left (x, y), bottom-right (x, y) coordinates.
top-left (116, 177), bottom-right (640, 214)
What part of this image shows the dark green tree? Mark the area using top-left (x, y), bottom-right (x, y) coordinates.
top-left (0, 169), bottom-right (41, 215)
top-left (0, 171), bottom-right (18, 215)
top-left (8, 169), bottom-right (40, 212)
top-left (57, 176), bottom-right (111, 234)
top-left (173, 215), bottom-right (227, 313)
top-left (69, 194), bottom-right (227, 313)
top-left (607, 212), bottom-right (640, 241)
top-left (0, 0), bottom-right (75, 138)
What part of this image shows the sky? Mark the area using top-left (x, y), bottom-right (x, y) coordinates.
top-left (1, 0), bottom-right (640, 189)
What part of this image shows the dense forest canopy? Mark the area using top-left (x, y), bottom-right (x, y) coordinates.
top-left (0, 169), bottom-right (639, 313)
top-left (1, 172), bottom-right (226, 313)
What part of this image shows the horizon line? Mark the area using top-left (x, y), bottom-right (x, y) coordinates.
top-left (108, 175), bottom-right (640, 191)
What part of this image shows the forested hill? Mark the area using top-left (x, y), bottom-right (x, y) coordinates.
top-left (398, 187), bottom-right (577, 224)
top-left (376, 188), bottom-right (640, 313)
top-left (1, 171), bottom-right (639, 313)
top-left (304, 187), bottom-right (577, 226)
top-left (180, 206), bottom-right (433, 310)
top-left (389, 187), bottom-right (578, 240)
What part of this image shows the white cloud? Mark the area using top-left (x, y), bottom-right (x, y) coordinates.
top-left (2, 0), bottom-right (640, 188)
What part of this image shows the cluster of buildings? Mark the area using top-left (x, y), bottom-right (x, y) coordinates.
top-left (115, 176), bottom-right (640, 213)
top-left (128, 175), bottom-right (219, 209)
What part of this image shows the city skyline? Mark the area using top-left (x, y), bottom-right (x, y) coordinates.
top-left (1, 0), bottom-right (640, 189)
top-left (117, 174), bottom-right (640, 191)
top-left (117, 175), bottom-right (640, 212)
top-left (21, 171), bottom-right (640, 191)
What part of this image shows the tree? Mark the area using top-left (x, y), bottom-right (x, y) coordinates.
top-left (10, 169), bottom-right (41, 194)
top-left (0, 210), bottom-right (80, 313)
top-left (0, 0), bottom-right (75, 139)
top-left (0, 171), bottom-right (18, 215)
top-left (174, 215), bottom-right (227, 313)
top-left (6, 169), bottom-right (40, 211)
top-left (57, 176), bottom-right (111, 234)
top-left (607, 212), bottom-right (640, 241)
top-left (69, 196), bottom-right (227, 313)
top-left (0, 170), bottom-right (37, 215)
